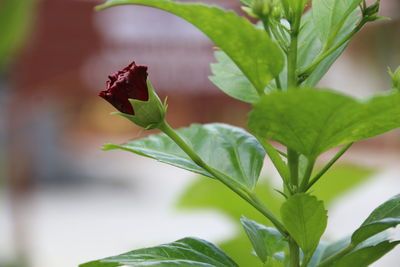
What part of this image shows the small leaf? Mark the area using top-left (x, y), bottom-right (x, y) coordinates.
top-left (209, 51), bottom-right (259, 103)
top-left (97, 0), bottom-right (284, 94)
top-left (240, 217), bottom-right (286, 263)
top-left (249, 89), bottom-right (400, 158)
top-left (351, 194), bottom-right (400, 245)
top-left (280, 194), bottom-right (327, 259)
top-left (104, 123), bottom-right (265, 189)
top-left (80, 237), bottom-right (239, 267)
top-left (332, 241), bottom-right (400, 267)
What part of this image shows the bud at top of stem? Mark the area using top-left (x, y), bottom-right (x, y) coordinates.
top-left (99, 61), bottom-right (166, 129)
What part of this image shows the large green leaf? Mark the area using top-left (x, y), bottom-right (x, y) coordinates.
top-left (80, 237), bottom-right (238, 267)
top-left (332, 241), bottom-right (400, 267)
top-left (209, 51), bottom-right (259, 104)
top-left (97, 0), bottom-right (284, 94)
top-left (249, 89), bottom-right (400, 158)
top-left (312, 0), bottom-right (363, 46)
top-left (351, 194), bottom-right (400, 245)
top-left (240, 217), bottom-right (286, 263)
top-left (280, 194), bottom-right (327, 259)
top-left (104, 123), bottom-right (265, 189)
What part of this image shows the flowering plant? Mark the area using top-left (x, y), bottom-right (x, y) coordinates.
top-left (82, 0), bottom-right (400, 266)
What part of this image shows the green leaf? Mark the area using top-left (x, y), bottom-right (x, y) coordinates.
top-left (351, 194), bottom-right (400, 245)
top-left (97, 0), bottom-right (284, 94)
top-left (249, 89), bottom-right (400, 158)
top-left (280, 194), bottom-right (327, 259)
top-left (362, 194), bottom-right (400, 224)
top-left (240, 217), bottom-right (286, 263)
top-left (80, 237), bottom-right (239, 267)
top-left (104, 123), bottom-right (265, 189)
top-left (209, 51), bottom-right (259, 104)
top-left (299, 10), bottom-right (359, 87)
top-left (312, 0), bottom-right (362, 46)
top-left (352, 218), bottom-right (400, 246)
top-left (332, 241), bottom-right (400, 267)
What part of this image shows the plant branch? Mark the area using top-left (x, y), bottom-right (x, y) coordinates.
top-left (286, 9), bottom-right (303, 267)
top-left (289, 237), bottom-right (300, 267)
top-left (299, 157), bottom-right (316, 192)
top-left (159, 120), bottom-right (288, 236)
top-left (306, 143), bottom-right (353, 191)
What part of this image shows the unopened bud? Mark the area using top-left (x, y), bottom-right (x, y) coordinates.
top-left (99, 61), bottom-right (166, 129)
top-left (363, 0), bottom-right (381, 21)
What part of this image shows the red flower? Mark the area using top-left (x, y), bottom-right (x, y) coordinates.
top-left (99, 61), bottom-right (149, 115)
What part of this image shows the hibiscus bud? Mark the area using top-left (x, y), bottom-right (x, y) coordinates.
top-left (99, 61), bottom-right (166, 129)
top-left (389, 66), bottom-right (400, 91)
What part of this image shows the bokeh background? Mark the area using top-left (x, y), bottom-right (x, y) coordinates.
top-left (0, 0), bottom-right (399, 266)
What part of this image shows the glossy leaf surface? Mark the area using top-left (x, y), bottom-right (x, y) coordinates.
top-left (104, 123), bottom-right (265, 189)
top-left (249, 89), bottom-right (400, 158)
top-left (80, 237), bottom-right (238, 267)
top-left (280, 194), bottom-right (327, 259)
top-left (97, 0), bottom-right (284, 94)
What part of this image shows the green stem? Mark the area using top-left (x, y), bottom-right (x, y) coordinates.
top-left (306, 143), bottom-right (353, 191)
top-left (299, 157), bottom-right (315, 192)
top-left (286, 11), bottom-right (301, 90)
top-left (158, 120), bottom-right (288, 236)
top-left (289, 237), bottom-right (300, 267)
top-left (298, 19), bottom-right (367, 82)
top-left (286, 12), bottom-right (302, 267)
top-left (318, 243), bottom-right (355, 267)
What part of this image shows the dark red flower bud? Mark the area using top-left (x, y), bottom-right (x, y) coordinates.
top-left (99, 61), bottom-right (166, 129)
top-left (99, 61), bottom-right (149, 115)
